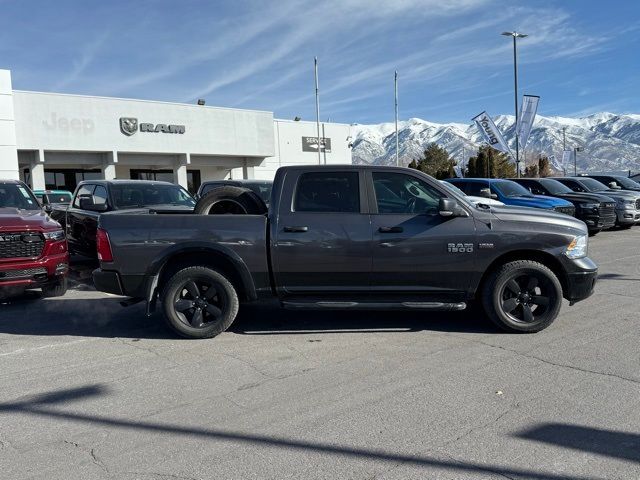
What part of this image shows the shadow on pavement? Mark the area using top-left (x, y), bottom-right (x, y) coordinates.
top-left (0, 384), bottom-right (610, 480)
top-left (515, 423), bottom-right (640, 463)
top-left (231, 301), bottom-right (500, 335)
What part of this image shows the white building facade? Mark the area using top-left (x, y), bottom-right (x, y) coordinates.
top-left (0, 69), bottom-right (352, 193)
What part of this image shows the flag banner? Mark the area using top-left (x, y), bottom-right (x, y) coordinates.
top-left (516, 95), bottom-right (540, 149)
top-left (562, 149), bottom-right (573, 171)
top-left (472, 111), bottom-right (513, 158)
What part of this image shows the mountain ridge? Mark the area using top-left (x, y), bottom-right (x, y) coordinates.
top-left (351, 112), bottom-right (640, 174)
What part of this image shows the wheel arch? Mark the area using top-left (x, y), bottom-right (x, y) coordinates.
top-left (147, 242), bottom-right (257, 305)
top-left (476, 250), bottom-right (569, 299)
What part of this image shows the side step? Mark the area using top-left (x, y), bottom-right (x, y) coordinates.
top-left (282, 301), bottom-right (466, 311)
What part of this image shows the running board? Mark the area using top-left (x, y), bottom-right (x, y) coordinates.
top-left (282, 301), bottom-right (466, 311)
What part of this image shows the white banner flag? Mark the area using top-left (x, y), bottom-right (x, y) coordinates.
top-left (562, 149), bottom-right (573, 172)
top-left (516, 95), bottom-right (539, 149)
top-left (472, 111), bottom-right (513, 158)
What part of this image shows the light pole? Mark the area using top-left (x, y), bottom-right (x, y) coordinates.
top-left (501, 31), bottom-right (528, 178)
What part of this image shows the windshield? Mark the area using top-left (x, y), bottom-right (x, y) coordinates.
top-left (111, 184), bottom-right (196, 209)
top-left (611, 176), bottom-right (640, 189)
top-left (47, 192), bottom-right (72, 204)
top-left (539, 179), bottom-right (572, 195)
top-left (492, 180), bottom-right (531, 197)
top-left (0, 183), bottom-right (41, 210)
top-left (579, 178), bottom-right (609, 191)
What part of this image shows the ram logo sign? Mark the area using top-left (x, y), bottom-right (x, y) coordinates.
top-left (448, 243), bottom-right (474, 253)
top-left (119, 117), bottom-right (185, 136)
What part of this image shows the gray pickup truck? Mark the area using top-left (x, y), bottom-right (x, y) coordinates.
top-left (93, 166), bottom-right (598, 338)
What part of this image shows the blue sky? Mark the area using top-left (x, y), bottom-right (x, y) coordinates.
top-left (1, 0), bottom-right (638, 124)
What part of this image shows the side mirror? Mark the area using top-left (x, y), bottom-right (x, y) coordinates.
top-left (43, 204), bottom-right (53, 213)
top-left (491, 193), bottom-right (498, 199)
top-left (439, 198), bottom-right (467, 217)
top-left (478, 188), bottom-right (492, 199)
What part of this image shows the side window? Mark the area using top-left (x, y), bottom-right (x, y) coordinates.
top-left (465, 182), bottom-right (488, 196)
top-left (294, 172), bottom-right (360, 213)
top-left (73, 185), bottom-right (95, 208)
top-left (93, 185), bottom-right (108, 206)
top-left (372, 172), bottom-right (442, 214)
top-left (528, 183), bottom-right (545, 195)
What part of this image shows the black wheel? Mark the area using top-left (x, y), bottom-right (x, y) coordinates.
top-left (41, 278), bottom-right (68, 298)
top-left (482, 260), bottom-right (562, 333)
top-left (161, 266), bottom-right (239, 339)
top-left (194, 186), bottom-right (267, 215)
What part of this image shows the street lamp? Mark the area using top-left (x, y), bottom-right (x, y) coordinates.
top-left (574, 146), bottom-right (584, 175)
top-left (501, 31), bottom-right (528, 178)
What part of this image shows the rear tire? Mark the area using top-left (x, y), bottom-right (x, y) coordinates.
top-left (161, 266), bottom-right (239, 339)
top-left (481, 260), bottom-right (562, 333)
top-left (41, 278), bottom-right (68, 298)
top-left (194, 186), bottom-right (267, 215)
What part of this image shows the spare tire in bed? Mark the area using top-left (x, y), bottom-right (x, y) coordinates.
top-left (194, 186), bottom-right (267, 215)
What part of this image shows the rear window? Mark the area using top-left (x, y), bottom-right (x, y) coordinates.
top-left (294, 172), bottom-right (360, 213)
top-left (110, 184), bottom-right (195, 209)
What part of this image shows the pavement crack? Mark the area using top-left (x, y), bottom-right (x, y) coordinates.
top-left (90, 447), bottom-right (109, 473)
top-left (451, 336), bottom-right (640, 387)
top-left (218, 352), bottom-right (274, 379)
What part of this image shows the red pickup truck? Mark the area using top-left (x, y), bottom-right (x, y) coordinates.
top-left (0, 180), bottom-right (69, 300)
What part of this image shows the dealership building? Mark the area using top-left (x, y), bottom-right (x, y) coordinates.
top-left (0, 69), bottom-right (353, 193)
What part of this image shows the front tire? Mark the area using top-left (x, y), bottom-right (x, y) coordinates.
top-left (481, 260), bottom-right (562, 333)
top-left (41, 278), bottom-right (68, 298)
top-left (161, 266), bottom-right (239, 339)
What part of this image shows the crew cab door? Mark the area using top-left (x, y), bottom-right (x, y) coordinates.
top-left (270, 169), bottom-right (371, 296)
top-left (67, 183), bottom-right (106, 256)
top-left (367, 170), bottom-right (476, 299)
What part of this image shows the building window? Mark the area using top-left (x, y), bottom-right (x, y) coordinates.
top-left (130, 169), bottom-right (201, 194)
top-left (42, 169), bottom-right (101, 192)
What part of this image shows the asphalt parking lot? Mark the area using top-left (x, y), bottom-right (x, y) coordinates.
top-left (1, 230), bottom-right (639, 480)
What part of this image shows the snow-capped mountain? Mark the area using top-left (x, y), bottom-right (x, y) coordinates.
top-left (351, 113), bottom-right (640, 174)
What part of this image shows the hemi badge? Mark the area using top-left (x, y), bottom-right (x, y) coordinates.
top-left (479, 243), bottom-right (494, 249)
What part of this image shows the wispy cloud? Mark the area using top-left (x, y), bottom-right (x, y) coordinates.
top-left (51, 31), bottom-right (109, 91)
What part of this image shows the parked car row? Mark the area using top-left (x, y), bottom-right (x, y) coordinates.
top-left (447, 175), bottom-right (640, 234)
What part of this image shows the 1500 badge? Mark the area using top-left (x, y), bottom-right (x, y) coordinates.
top-left (448, 243), bottom-right (474, 253)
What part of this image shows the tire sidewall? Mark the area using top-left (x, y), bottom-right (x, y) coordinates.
top-left (483, 261), bottom-right (562, 333)
top-left (161, 266), bottom-right (239, 339)
top-left (194, 186), bottom-right (266, 215)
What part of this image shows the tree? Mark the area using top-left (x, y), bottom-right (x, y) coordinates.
top-left (524, 164), bottom-right (539, 178)
top-left (408, 143), bottom-right (457, 179)
top-left (538, 155), bottom-right (551, 178)
top-left (465, 145), bottom-right (516, 178)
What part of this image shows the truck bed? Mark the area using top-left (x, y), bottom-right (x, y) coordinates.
top-left (98, 214), bottom-right (271, 298)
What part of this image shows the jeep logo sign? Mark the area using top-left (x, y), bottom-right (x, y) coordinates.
top-left (119, 117), bottom-right (185, 136)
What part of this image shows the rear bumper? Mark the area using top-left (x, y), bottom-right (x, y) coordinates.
top-left (92, 269), bottom-right (146, 297)
top-left (0, 251), bottom-right (69, 289)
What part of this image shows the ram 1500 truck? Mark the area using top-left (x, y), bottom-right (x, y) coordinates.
top-left (51, 180), bottom-right (196, 258)
top-left (93, 166), bottom-right (598, 338)
top-left (0, 180), bottom-right (69, 299)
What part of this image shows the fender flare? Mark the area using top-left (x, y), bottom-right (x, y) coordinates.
top-left (144, 242), bottom-right (257, 314)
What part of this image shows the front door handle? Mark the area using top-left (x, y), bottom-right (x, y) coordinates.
top-left (378, 226), bottom-right (403, 233)
top-left (284, 226), bottom-right (309, 233)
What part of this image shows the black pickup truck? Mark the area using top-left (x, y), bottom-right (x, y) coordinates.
top-left (93, 166), bottom-right (597, 338)
top-left (50, 180), bottom-right (195, 258)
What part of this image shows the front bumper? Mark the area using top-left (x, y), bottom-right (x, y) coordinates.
top-left (563, 256), bottom-right (597, 304)
top-left (616, 209), bottom-right (640, 225)
top-left (0, 251), bottom-right (69, 289)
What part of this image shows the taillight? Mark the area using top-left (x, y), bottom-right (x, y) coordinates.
top-left (96, 228), bottom-right (113, 262)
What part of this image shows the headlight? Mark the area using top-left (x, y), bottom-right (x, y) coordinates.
top-left (43, 230), bottom-right (65, 241)
top-left (580, 203), bottom-right (599, 211)
top-left (615, 198), bottom-right (634, 207)
top-left (565, 235), bottom-right (587, 259)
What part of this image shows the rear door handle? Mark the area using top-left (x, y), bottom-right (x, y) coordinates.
top-left (378, 226), bottom-right (403, 233)
top-left (284, 226), bottom-right (309, 233)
